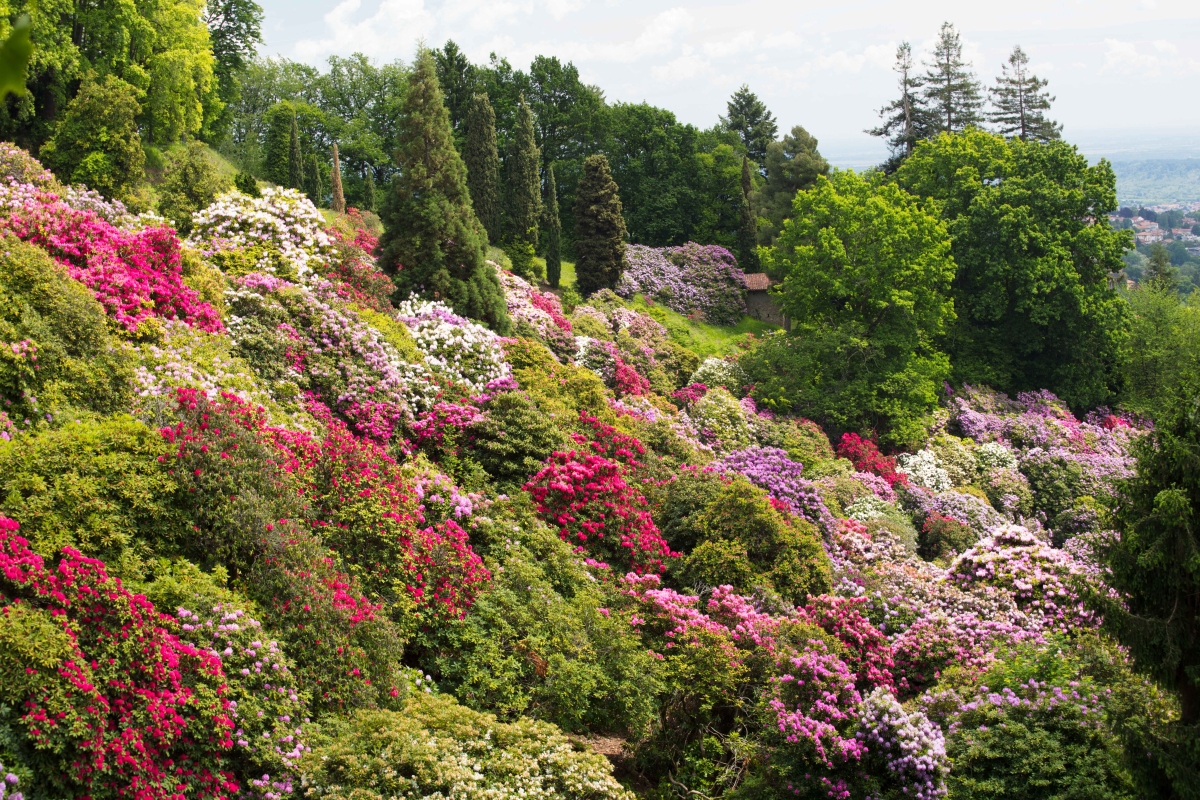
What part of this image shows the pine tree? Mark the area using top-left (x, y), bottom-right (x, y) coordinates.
top-left (303, 153), bottom-right (323, 205)
top-left (504, 95), bottom-right (542, 280)
top-left (464, 93), bottom-right (501, 243)
top-left (922, 22), bottom-right (984, 134)
top-left (738, 155), bottom-right (760, 272)
top-left (330, 142), bottom-right (346, 213)
top-left (574, 153), bottom-right (626, 298)
top-left (377, 48), bottom-right (509, 332)
top-left (544, 163), bottom-right (562, 288)
top-left (869, 42), bottom-right (932, 169)
top-left (287, 113), bottom-right (303, 190)
top-left (720, 85), bottom-right (778, 165)
top-left (363, 169), bottom-right (377, 213)
top-left (988, 45), bottom-right (1062, 142)
top-left (756, 125), bottom-right (829, 243)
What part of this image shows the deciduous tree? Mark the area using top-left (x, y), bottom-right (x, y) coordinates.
top-left (737, 155), bottom-right (760, 271)
top-left (39, 75), bottom-right (145, 200)
top-left (330, 141), bottom-right (345, 212)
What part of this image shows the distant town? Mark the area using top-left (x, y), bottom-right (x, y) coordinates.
top-left (1110, 200), bottom-right (1200, 256)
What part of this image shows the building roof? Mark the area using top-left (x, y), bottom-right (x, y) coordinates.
top-left (744, 273), bottom-right (772, 291)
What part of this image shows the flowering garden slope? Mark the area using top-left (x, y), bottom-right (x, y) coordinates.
top-left (0, 146), bottom-right (1178, 800)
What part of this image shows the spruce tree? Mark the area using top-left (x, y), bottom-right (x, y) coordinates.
top-left (720, 85), bottom-right (778, 165)
top-left (287, 113), bottom-right (303, 190)
top-left (988, 45), bottom-right (1062, 142)
top-left (737, 155), bottom-right (760, 271)
top-left (544, 163), bottom-right (562, 288)
top-left (363, 169), bottom-right (377, 213)
top-left (303, 153), bottom-right (323, 205)
top-left (330, 142), bottom-right (346, 213)
top-left (869, 42), bottom-right (932, 170)
top-left (377, 48), bottom-right (509, 332)
top-left (574, 153), bottom-right (626, 298)
top-left (464, 92), bottom-right (501, 243)
top-left (504, 96), bottom-right (542, 280)
top-left (922, 22), bottom-right (984, 134)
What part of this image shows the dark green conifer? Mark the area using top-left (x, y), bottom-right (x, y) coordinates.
top-left (287, 113), bottom-right (303, 189)
top-left (544, 163), bottom-right (562, 288)
top-left (988, 45), bottom-right (1062, 142)
top-left (573, 153), bottom-right (626, 298)
top-left (922, 22), bottom-right (984, 134)
top-left (377, 48), bottom-right (509, 332)
top-left (1144, 243), bottom-right (1179, 291)
top-left (362, 169), bottom-right (377, 212)
top-left (330, 142), bottom-right (346, 213)
top-left (504, 96), bottom-right (542, 280)
top-left (303, 153), bottom-right (323, 205)
top-left (738, 156), bottom-right (760, 271)
top-left (464, 92), bottom-right (501, 243)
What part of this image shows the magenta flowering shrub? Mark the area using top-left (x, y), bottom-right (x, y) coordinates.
top-left (618, 243), bottom-right (748, 324)
top-left (768, 639), bottom-right (866, 774)
top-left (948, 525), bottom-right (1096, 633)
top-left (0, 517), bottom-right (236, 800)
top-left (800, 595), bottom-right (895, 691)
top-left (714, 446), bottom-right (837, 533)
top-left (498, 269), bottom-right (575, 360)
top-left (0, 193), bottom-right (223, 334)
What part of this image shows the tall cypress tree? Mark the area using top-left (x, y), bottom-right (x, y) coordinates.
top-left (922, 22), bottom-right (984, 134)
top-left (869, 42), bottom-right (932, 170)
top-left (464, 92), bottom-right (501, 243)
top-left (287, 113), bottom-right (303, 190)
top-left (988, 45), bottom-right (1061, 142)
top-left (504, 96), bottom-right (542, 280)
top-left (574, 153), bottom-right (626, 298)
top-left (330, 142), bottom-right (346, 213)
top-left (544, 163), bottom-right (562, 288)
top-left (737, 155), bottom-right (760, 272)
top-left (303, 153), bottom-right (323, 205)
top-left (377, 48), bottom-right (509, 333)
top-left (363, 169), bottom-right (377, 213)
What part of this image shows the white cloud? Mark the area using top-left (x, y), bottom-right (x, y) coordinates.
top-left (582, 7), bottom-right (694, 63)
top-left (653, 50), bottom-right (712, 82)
top-left (294, 0), bottom-right (435, 60)
top-left (702, 31), bottom-right (755, 58)
top-left (1101, 37), bottom-right (1200, 76)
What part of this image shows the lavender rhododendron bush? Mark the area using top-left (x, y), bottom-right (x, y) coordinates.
top-left (0, 142), bottom-right (1183, 799)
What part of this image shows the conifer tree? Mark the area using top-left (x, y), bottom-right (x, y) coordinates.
top-left (1145, 243), bottom-right (1180, 291)
top-left (544, 163), bottom-right (562, 288)
top-left (377, 48), bottom-right (509, 332)
top-left (756, 125), bottom-right (829, 243)
top-left (262, 103), bottom-right (294, 187)
top-left (922, 22), bottom-right (984, 134)
top-left (287, 113), bottom-right (303, 190)
top-left (504, 96), bottom-right (542, 280)
top-left (330, 142), bottom-right (346, 213)
top-left (720, 85), bottom-right (778, 165)
top-left (574, 154), bottom-right (626, 298)
top-left (738, 155), bottom-right (760, 272)
top-left (363, 169), bottom-right (377, 213)
top-left (988, 45), bottom-right (1062, 142)
top-left (869, 42), bottom-right (932, 170)
top-left (464, 93), bottom-right (501, 243)
top-left (303, 153), bottom-right (323, 205)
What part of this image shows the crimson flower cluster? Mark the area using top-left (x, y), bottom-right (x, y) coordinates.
top-left (837, 433), bottom-right (908, 488)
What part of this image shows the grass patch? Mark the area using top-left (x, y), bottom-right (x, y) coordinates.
top-left (626, 294), bottom-right (777, 359)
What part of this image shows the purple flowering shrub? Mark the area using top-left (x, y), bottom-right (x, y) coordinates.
top-left (713, 446), bottom-right (838, 534)
top-left (618, 243), bottom-right (748, 324)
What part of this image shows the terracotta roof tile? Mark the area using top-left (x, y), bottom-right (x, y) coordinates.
top-left (744, 273), bottom-right (772, 291)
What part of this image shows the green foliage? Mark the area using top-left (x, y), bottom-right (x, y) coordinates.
top-left (303, 151), bottom-right (323, 204)
top-left (0, 15), bottom-right (32, 99)
top-left (737, 155), bottom-right (759, 270)
top-left (233, 169), bottom-right (259, 196)
top-left (378, 49), bottom-right (509, 332)
top-left (0, 416), bottom-right (178, 580)
top-left (754, 170), bottom-right (956, 447)
top-left (39, 75), bottom-right (145, 199)
top-left (754, 125), bottom-right (829, 244)
top-left (574, 153), bottom-right (627, 298)
top-left (1122, 287), bottom-right (1200, 419)
top-left (896, 128), bottom-right (1131, 410)
top-left (157, 142), bottom-right (233, 234)
top-left (330, 141), bottom-right (345, 212)
top-left (720, 84), bottom-right (776, 165)
top-left (988, 45), bottom-right (1061, 142)
top-left (921, 22), bottom-right (984, 134)
top-left (433, 518), bottom-right (660, 735)
top-left (503, 338), bottom-right (613, 429)
top-left (504, 96), bottom-right (541, 279)
top-left (299, 693), bottom-right (634, 800)
top-left (468, 392), bottom-right (571, 491)
top-left (0, 238), bottom-right (132, 423)
top-left (287, 113), bottom-right (303, 190)
top-left (464, 92), bottom-right (502, 243)
top-left (544, 163), bottom-right (562, 287)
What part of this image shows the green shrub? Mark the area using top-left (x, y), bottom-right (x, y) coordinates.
top-left (0, 238), bottom-right (132, 425)
top-left (156, 142), bottom-right (233, 234)
top-left (503, 338), bottom-right (613, 429)
top-left (917, 513), bottom-right (976, 562)
top-left (299, 693), bottom-right (634, 799)
top-left (927, 432), bottom-right (977, 487)
top-left (649, 468), bottom-right (729, 554)
top-left (981, 466), bottom-right (1034, 517)
top-left (469, 392), bottom-right (571, 491)
top-left (688, 387), bottom-right (754, 452)
top-left (39, 75), bottom-right (145, 200)
top-left (1020, 450), bottom-right (1084, 519)
top-left (0, 416), bottom-right (179, 579)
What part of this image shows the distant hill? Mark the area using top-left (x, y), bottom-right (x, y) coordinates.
top-left (1111, 159), bottom-right (1200, 205)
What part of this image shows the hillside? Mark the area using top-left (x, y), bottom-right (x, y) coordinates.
top-left (1112, 158), bottom-right (1200, 204)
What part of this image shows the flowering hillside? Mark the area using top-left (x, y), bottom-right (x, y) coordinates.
top-left (0, 145), bottom-right (1178, 800)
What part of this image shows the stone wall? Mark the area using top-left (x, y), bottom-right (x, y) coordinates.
top-left (746, 290), bottom-right (788, 329)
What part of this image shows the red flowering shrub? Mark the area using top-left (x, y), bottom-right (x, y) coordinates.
top-left (573, 412), bottom-right (646, 468)
top-left (320, 213), bottom-right (392, 312)
top-left (800, 595), bottom-right (895, 691)
top-left (0, 517), bottom-right (236, 800)
top-left (524, 451), bottom-right (676, 574)
top-left (670, 382), bottom-right (708, 408)
top-left (0, 198), bottom-right (223, 333)
top-left (836, 433), bottom-right (907, 488)
top-left (614, 359), bottom-right (651, 397)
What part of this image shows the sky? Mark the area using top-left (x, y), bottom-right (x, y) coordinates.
top-left (257, 0), bottom-right (1200, 168)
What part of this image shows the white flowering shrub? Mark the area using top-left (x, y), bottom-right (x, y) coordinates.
top-left (188, 188), bottom-right (334, 280)
top-left (847, 494), bottom-right (894, 523)
top-left (975, 441), bottom-right (1018, 473)
top-left (688, 357), bottom-right (746, 394)
top-left (397, 296), bottom-right (511, 393)
top-left (897, 449), bottom-right (952, 492)
top-left (686, 387), bottom-right (754, 452)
